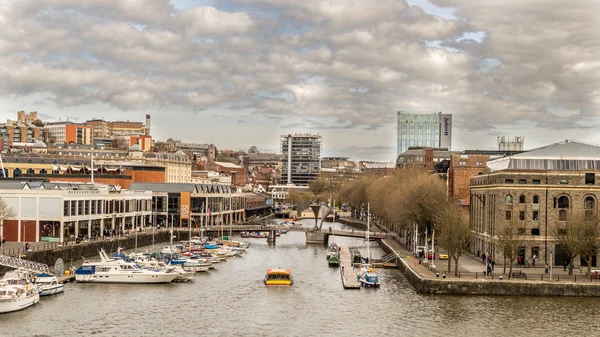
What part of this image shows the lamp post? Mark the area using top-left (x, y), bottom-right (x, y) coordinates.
top-left (484, 231), bottom-right (488, 278)
top-left (550, 249), bottom-right (553, 281)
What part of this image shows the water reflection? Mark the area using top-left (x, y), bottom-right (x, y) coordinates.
top-left (0, 220), bottom-right (597, 336)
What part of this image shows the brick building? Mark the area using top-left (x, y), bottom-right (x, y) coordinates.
top-left (205, 161), bottom-right (247, 186)
top-left (470, 140), bottom-right (600, 267)
top-left (448, 153), bottom-right (490, 202)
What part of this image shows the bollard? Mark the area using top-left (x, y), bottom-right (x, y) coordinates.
top-left (442, 273), bottom-right (446, 279)
top-left (436, 272), bottom-right (439, 278)
top-left (475, 272), bottom-right (477, 279)
top-left (499, 275), bottom-right (503, 280)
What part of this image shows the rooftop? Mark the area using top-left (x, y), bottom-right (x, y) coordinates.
top-left (486, 140), bottom-right (600, 172)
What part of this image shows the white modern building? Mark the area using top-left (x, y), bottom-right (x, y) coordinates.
top-left (0, 181), bottom-right (152, 244)
top-left (396, 111), bottom-right (452, 157)
top-left (280, 133), bottom-right (322, 186)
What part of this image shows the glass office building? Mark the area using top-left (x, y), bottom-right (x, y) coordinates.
top-left (396, 111), bottom-right (452, 157)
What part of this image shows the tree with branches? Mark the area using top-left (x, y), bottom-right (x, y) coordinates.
top-left (0, 197), bottom-right (16, 248)
top-left (494, 218), bottom-right (526, 278)
top-left (553, 213), bottom-right (600, 275)
top-left (435, 203), bottom-right (470, 276)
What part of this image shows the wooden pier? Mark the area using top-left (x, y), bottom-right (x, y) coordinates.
top-left (339, 246), bottom-right (360, 289)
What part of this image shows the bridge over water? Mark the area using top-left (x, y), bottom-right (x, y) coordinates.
top-left (172, 225), bottom-right (388, 244)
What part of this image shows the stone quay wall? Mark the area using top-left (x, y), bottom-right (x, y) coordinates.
top-left (379, 235), bottom-right (600, 297)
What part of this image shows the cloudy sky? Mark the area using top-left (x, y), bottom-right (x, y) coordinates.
top-left (0, 0), bottom-right (599, 161)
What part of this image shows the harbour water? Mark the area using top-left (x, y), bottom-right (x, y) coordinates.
top-left (1, 220), bottom-right (599, 337)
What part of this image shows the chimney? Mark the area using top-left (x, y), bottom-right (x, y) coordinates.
top-left (146, 114), bottom-right (151, 136)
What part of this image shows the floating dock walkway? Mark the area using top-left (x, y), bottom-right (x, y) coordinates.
top-left (339, 246), bottom-right (360, 289)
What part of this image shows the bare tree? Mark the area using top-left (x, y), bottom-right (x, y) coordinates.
top-left (435, 203), bottom-right (470, 276)
top-left (494, 218), bottom-right (526, 278)
top-left (0, 197), bottom-right (16, 247)
top-left (111, 138), bottom-right (129, 150)
top-left (552, 213), bottom-right (600, 275)
top-left (308, 177), bottom-right (329, 201)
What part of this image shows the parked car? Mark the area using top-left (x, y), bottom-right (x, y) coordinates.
top-left (427, 250), bottom-right (436, 260)
top-left (415, 246), bottom-right (426, 257)
top-left (438, 253), bottom-right (449, 260)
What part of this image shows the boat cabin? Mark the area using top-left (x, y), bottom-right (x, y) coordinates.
top-left (264, 269), bottom-right (293, 286)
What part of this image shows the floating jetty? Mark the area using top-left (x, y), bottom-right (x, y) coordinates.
top-left (339, 246), bottom-right (360, 289)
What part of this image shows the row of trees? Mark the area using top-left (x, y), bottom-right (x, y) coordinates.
top-left (334, 170), bottom-right (469, 276)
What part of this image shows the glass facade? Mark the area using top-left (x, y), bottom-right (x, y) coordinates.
top-left (397, 112), bottom-right (442, 156)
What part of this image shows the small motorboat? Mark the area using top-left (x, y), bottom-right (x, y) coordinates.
top-left (34, 273), bottom-right (65, 296)
top-left (264, 269), bottom-right (293, 286)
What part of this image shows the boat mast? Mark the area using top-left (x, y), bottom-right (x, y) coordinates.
top-left (332, 200), bottom-right (336, 243)
top-left (170, 214), bottom-right (174, 260)
top-left (367, 203), bottom-right (370, 263)
top-left (229, 196), bottom-right (232, 239)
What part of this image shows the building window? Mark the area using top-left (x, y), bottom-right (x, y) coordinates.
top-left (533, 195), bottom-right (539, 204)
top-left (586, 173), bottom-right (595, 185)
top-left (506, 211), bottom-right (512, 220)
top-left (519, 211), bottom-right (525, 220)
top-left (13, 168), bottom-right (21, 177)
top-left (505, 179), bottom-right (514, 184)
top-left (519, 195), bottom-right (526, 203)
top-left (532, 211), bottom-right (539, 221)
top-left (531, 228), bottom-right (540, 236)
top-left (532, 179), bottom-right (541, 184)
top-left (518, 179), bottom-right (527, 184)
top-left (585, 196), bottom-right (595, 221)
top-left (26, 168), bottom-right (34, 174)
top-left (505, 195), bottom-right (513, 204)
top-left (531, 246), bottom-right (540, 257)
top-left (560, 179), bottom-right (568, 184)
top-left (558, 195), bottom-right (570, 221)
top-left (63, 201), bottom-right (69, 216)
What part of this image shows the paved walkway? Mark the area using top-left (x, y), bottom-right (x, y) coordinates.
top-left (342, 217), bottom-right (588, 279)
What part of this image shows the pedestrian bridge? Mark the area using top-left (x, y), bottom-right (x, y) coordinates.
top-left (173, 225), bottom-right (388, 244)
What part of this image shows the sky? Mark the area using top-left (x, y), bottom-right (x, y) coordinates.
top-left (0, 0), bottom-right (599, 161)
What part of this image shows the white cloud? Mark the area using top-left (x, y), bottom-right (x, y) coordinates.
top-left (0, 0), bottom-right (598, 160)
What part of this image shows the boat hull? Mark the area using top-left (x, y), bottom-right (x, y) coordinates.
top-left (39, 284), bottom-right (65, 296)
top-left (75, 273), bottom-right (177, 284)
top-left (0, 294), bottom-right (39, 314)
top-left (264, 280), bottom-right (293, 286)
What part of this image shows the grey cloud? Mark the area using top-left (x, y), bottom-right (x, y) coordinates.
top-left (0, 0), bottom-right (597, 145)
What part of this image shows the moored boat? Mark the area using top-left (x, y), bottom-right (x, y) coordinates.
top-left (0, 284), bottom-right (39, 314)
top-left (328, 253), bottom-right (340, 267)
top-left (264, 269), bottom-right (293, 286)
top-left (34, 273), bottom-right (64, 296)
top-left (75, 249), bottom-right (178, 283)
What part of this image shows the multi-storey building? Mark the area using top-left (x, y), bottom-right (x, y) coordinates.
top-left (0, 181), bottom-right (152, 244)
top-left (280, 133), bottom-right (321, 186)
top-left (44, 122), bottom-right (93, 145)
top-left (85, 117), bottom-right (149, 142)
top-left (470, 140), bottom-right (600, 267)
top-left (248, 153), bottom-right (281, 170)
top-left (396, 111), bottom-right (452, 157)
top-left (128, 182), bottom-right (245, 228)
top-left (448, 153), bottom-right (491, 203)
top-left (321, 157), bottom-right (357, 172)
top-left (0, 121), bottom-right (42, 144)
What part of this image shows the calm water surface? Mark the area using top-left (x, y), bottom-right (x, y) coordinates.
top-left (2, 220), bottom-right (600, 337)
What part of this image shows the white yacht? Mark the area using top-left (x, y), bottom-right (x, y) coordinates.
top-left (75, 249), bottom-right (178, 284)
top-left (0, 270), bottom-right (40, 313)
top-left (0, 284), bottom-right (40, 314)
top-left (34, 273), bottom-right (64, 296)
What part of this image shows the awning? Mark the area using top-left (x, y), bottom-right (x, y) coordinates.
top-left (70, 165), bottom-right (82, 171)
top-left (58, 165), bottom-right (68, 171)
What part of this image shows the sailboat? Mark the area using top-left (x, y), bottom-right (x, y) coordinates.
top-left (355, 203), bottom-right (380, 287)
top-left (327, 200), bottom-right (340, 267)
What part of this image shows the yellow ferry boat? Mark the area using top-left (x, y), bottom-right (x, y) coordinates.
top-left (264, 269), bottom-right (293, 286)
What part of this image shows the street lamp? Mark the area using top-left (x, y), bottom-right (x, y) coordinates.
top-left (484, 231), bottom-right (488, 278)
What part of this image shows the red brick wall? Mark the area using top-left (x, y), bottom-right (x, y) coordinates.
top-left (2, 220), bottom-right (36, 242)
top-left (451, 167), bottom-right (485, 201)
top-left (124, 169), bottom-right (166, 184)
